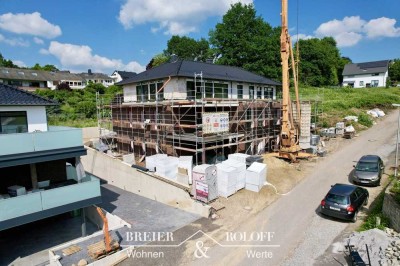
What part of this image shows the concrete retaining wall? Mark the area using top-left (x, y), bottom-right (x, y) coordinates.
top-left (81, 147), bottom-right (210, 217)
top-left (82, 127), bottom-right (99, 143)
top-left (383, 188), bottom-right (400, 232)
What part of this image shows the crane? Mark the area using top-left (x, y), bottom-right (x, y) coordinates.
top-left (279, 0), bottom-right (302, 162)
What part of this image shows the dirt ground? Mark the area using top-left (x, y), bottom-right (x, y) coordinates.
top-left (210, 136), bottom-right (348, 232)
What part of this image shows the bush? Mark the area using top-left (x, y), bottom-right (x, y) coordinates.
top-left (358, 112), bottom-right (373, 127)
top-left (390, 180), bottom-right (400, 203)
top-left (358, 190), bottom-right (390, 231)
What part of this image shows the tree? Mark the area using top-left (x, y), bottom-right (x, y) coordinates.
top-left (209, 3), bottom-right (281, 80)
top-left (146, 53), bottom-right (169, 70)
top-left (337, 57), bottom-right (352, 84)
top-left (56, 82), bottom-right (72, 91)
top-left (31, 63), bottom-right (58, 71)
top-left (0, 53), bottom-right (19, 68)
top-left (165, 36), bottom-right (211, 62)
top-left (389, 59), bottom-right (400, 85)
top-left (296, 37), bottom-right (342, 86)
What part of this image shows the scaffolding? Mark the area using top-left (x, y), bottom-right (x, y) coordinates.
top-left (97, 74), bottom-right (282, 166)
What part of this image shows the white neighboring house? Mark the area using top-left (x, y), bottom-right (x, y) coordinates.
top-left (110, 70), bottom-right (137, 83)
top-left (342, 60), bottom-right (390, 88)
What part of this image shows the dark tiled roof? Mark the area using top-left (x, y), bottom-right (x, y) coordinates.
top-left (0, 83), bottom-right (58, 106)
top-left (342, 60), bottom-right (390, 75)
top-left (118, 60), bottom-right (280, 86)
top-left (0, 67), bottom-right (85, 82)
top-left (79, 72), bottom-right (111, 80)
top-left (116, 71), bottom-right (137, 80)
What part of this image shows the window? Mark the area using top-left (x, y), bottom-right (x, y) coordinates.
top-left (186, 81), bottom-right (195, 100)
top-left (0, 111), bottom-right (28, 134)
top-left (264, 87), bottom-right (273, 99)
top-left (371, 80), bottom-right (379, 87)
top-left (214, 83), bottom-right (228, 98)
top-left (2, 70), bottom-right (9, 74)
top-left (359, 81), bottom-right (364, 87)
top-left (149, 83), bottom-right (156, 101)
top-left (372, 73), bottom-right (379, 76)
top-left (195, 81), bottom-right (203, 99)
top-left (205, 82), bottom-right (213, 98)
top-left (237, 85), bottom-right (243, 99)
top-left (256, 87), bottom-right (262, 99)
top-left (17, 71), bottom-right (25, 75)
top-left (31, 73), bottom-right (38, 76)
top-left (249, 86), bottom-right (255, 99)
top-left (136, 85), bottom-right (144, 102)
top-left (157, 82), bottom-right (164, 100)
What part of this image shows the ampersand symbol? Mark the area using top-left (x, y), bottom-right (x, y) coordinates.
top-left (194, 241), bottom-right (210, 259)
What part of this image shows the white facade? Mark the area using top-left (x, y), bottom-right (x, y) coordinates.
top-left (343, 72), bottom-right (388, 88)
top-left (110, 72), bottom-right (123, 83)
top-left (0, 106), bottom-right (48, 132)
top-left (123, 77), bottom-right (277, 103)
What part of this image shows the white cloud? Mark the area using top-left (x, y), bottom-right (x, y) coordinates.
top-left (0, 33), bottom-right (29, 47)
top-left (118, 0), bottom-right (253, 35)
top-left (39, 48), bottom-right (50, 55)
top-left (45, 41), bottom-right (145, 73)
top-left (33, 37), bottom-right (44, 44)
top-left (13, 60), bottom-right (26, 67)
top-left (364, 17), bottom-right (400, 38)
top-left (314, 16), bottom-right (400, 47)
top-left (0, 12), bottom-right (61, 38)
top-left (291, 34), bottom-right (314, 42)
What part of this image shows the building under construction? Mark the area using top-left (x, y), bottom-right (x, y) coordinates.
top-left (99, 60), bottom-right (285, 165)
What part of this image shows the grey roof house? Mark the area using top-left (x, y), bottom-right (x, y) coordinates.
top-left (118, 60), bottom-right (280, 102)
top-left (342, 60), bottom-right (390, 88)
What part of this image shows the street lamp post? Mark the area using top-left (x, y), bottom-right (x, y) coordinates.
top-left (393, 104), bottom-right (400, 178)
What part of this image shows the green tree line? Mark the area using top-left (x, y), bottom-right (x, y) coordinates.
top-left (34, 83), bottom-right (122, 127)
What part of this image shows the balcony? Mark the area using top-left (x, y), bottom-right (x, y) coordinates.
top-left (0, 126), bottom-right (83, 156)
top-left (0, 171), bottom-right (101, 231)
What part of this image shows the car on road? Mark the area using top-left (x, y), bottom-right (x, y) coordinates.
top-left (320, 183), bottom-right (369, 222)
top-left (352, 155), bottom-right (384, 186)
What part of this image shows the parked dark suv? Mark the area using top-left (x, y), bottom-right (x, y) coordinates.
top-left (320, 183), bottom-right (368, 222)
top-left (352, 155), bottom-right (384, 186)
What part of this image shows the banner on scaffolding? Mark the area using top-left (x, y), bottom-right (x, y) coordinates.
top-left (202, 112), bottom-right (229, 134)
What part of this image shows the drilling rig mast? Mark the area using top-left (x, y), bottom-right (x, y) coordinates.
top-left (279, 0), bottom-right (301, 162)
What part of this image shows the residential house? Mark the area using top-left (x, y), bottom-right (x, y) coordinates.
top-left (112, 60), bottom-right (282, 165)
top-left (79, 69), bottom-right (115, 87)
top-left (0, 84), bottom-right (102, 231)
top-left (0, 67), bottom-right (85, 90)
top-left (110, 70), bottom-right (137, 83)
top-left (342, 60), bottom-right (390, 88)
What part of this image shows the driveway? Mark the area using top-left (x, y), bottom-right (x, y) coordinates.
top-left (184, 111), bottom-right (398, 265)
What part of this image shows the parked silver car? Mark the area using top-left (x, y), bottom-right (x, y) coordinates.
top-left (352, 155), bottom-right (384, 186)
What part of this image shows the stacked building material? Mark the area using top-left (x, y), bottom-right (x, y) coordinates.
top-left (228, 153), bottom-right (250, 164)
top-left (155, 156), bottom-right (179, 180)
top-left (177, 156), bottom-right (193, 185)
top-left (336, 122), bottom-right (345, 135)
top-left (216, 163), bottom-right (237, 198)
top-left (245, 162), bottom-right (267, 192)
top-left (222, 159), bottom-right (246, 190)
top-left (146, 154), bottom-right (168, 172)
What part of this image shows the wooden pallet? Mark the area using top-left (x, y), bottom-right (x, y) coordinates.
top-left (87, 240), bottom-right (120, 260)
top-left (62, 245), bottom-right (82, 256)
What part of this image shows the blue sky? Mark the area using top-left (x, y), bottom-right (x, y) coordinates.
top-left (0, 0), bottom-right (399, 74)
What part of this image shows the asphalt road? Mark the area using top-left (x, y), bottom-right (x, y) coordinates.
top-left (189, 110), bottom-right (398, 266)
